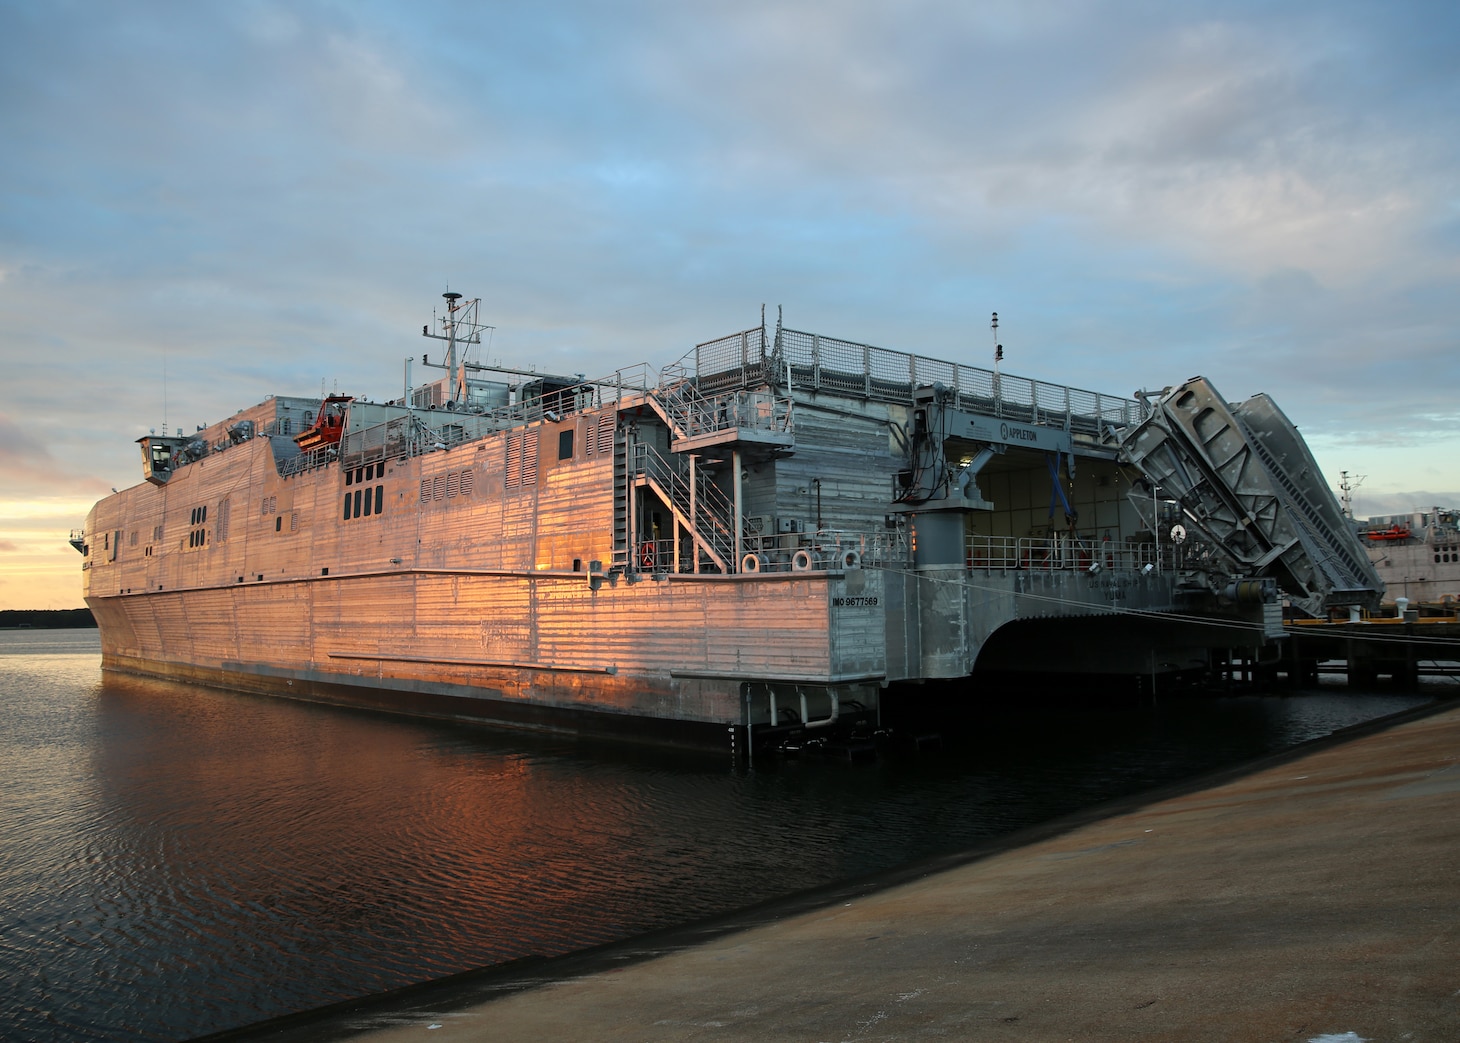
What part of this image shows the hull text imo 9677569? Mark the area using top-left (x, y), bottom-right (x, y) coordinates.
top-left (76, 294), bottom-right (1384, 756)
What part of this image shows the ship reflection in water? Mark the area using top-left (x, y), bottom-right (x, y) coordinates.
top-left (0, 630), bottom-right (1439, 1042)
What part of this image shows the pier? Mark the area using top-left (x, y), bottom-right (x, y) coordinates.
top-left (1280, 617), bottom-right (1460, 687)
top-left (1207, 617), bottom-right (1460, 689)
top-left (208, 698), bottom-right (1460, 1042)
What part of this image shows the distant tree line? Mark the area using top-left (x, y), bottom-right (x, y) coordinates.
top-left (0, 608), bottom-right (98, 629)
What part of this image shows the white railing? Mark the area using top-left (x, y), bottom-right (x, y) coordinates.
top-left (967, 534), bottom-right (1163, 573)
top-left (693, 325), bottom-right (1146, 437)
top-left (654, 380), bottom-right (793, 442)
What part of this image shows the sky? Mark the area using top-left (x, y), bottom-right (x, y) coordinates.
top-left (1, 0), bottom-right (1457, 610)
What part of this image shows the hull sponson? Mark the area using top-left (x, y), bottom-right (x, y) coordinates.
top-left (98, 650), bottom-right (736, 751)
top-left (86, 567), bottom-right (886, 750)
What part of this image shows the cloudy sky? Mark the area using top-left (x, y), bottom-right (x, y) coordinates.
top-left (2, 0), bottom-right (1456, 610)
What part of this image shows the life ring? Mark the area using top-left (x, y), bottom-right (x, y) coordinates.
top-left (639, 541), bottom-right (656, 569)
top-left (740, 552), bottom-right (764, 573)
top-left (791, 548), bottom-right (815, 572)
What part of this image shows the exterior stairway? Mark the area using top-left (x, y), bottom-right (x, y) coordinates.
top-left (633, 442), bottom-right (737, 573)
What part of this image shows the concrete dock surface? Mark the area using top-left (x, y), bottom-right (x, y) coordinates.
top-left (232, 702), bottom-right (1460, 1043)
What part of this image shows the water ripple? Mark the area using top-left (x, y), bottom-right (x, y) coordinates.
top-left (0, 630), bottom-right (1440, 1041)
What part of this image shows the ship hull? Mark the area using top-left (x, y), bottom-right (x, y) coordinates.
top-left (78, 316), bottom-right (1367, 756)
top-left (97, 648), bottom-right (739, 751)
top-left (87, 566), bottom-right (887, 753)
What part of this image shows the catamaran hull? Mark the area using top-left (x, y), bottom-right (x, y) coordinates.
top-left (87, 568), bottom-right (886, 752)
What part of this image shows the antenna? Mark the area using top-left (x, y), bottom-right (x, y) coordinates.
top-left (991, 312), bottom-right (1003, 401)
top-left (421, 289), bottom-right (487, 405)
top-left (1339, 471), bottom-right (1366, 520)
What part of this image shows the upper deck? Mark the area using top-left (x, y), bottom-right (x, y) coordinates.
top-left (695, 325), bottom-right (1148, 438)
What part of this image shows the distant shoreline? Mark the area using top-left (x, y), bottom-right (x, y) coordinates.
top-left (0, 608), bottom-right (98, 629)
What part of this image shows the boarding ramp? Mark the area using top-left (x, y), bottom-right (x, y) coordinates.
top-left (1109, 377), bottom-right (1384, 618)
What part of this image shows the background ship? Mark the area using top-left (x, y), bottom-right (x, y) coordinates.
top-left (1357, 507), bottom-right (1460, 610)
top-left (74, 294), bottom-right (1386, 754)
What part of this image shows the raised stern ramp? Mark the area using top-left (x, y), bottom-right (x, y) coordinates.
top-left (1109, 377), bottom-right (1384, 618)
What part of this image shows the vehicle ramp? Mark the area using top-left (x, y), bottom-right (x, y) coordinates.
top-left (1108, 376), bottom-right (1384, 617)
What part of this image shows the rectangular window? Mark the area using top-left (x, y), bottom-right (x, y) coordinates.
top-left (346, 469), bottom-right (353, 487)
top-left (363, 488), bottom-right (372, 516)
top-left (374, 485), bottom-right (383, 515)
top-left (353, 489), bottom-right (363, 517)
top-left (343, 493), bottom-right (353, 520)
top-left (558, 429), bottom-right (574, 461)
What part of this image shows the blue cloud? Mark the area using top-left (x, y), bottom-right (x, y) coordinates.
top-left (0, 0), bottom-right (1455, 603)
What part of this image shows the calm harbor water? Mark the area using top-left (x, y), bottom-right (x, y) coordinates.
top-left (0, 628), bottom-right (1440, 1042)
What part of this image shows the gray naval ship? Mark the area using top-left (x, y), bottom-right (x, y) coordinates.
top-left (76, 293), bottom-right (1384, 755)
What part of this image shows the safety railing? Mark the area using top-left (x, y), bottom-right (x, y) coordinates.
top-left (694, 325), bottom-right (1146, 437)
top-left (652, 377), bottom-right (793, 442)
top-left (737, 528), bottom-right (907, 573)
top-left (277, 445), bottom-right (336, 478)
top-left (967, 534), bottom-right (1164, 573)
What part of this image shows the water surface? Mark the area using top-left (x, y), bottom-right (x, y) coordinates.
top-left (0, 629), bottom-right (1437, 1041)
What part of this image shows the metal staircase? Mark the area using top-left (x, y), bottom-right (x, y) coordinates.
top-left (633, 442), bottom-right (737, 573)
top-left (611, 428), bottom-right (631, 571)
